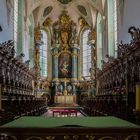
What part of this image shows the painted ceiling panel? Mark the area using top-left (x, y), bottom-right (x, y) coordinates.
top-left (26, 0), bottom-right (104, 28)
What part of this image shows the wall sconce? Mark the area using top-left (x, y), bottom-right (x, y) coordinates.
top-left (0, 25), bottom-right (2, 32)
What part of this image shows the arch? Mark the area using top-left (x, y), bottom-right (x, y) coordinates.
top-left (96, 12), bottom-right (102, 69)
top-left (13, 0), bottom-right (18, 52)
top-left (39, 30), bottom-right (48, 77)
top-left (107, 0), bottom-right (117, 57)
top-left (41, 27), bottom-right (52, 80)
top-left (81, 28), bottom-right (91, 79)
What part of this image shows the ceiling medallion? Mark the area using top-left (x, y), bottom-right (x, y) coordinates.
top-left (57, 0), bottom-right (72, 4)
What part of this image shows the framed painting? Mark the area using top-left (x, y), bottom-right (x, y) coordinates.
top-left (58, 53), bottom-right (72, 78)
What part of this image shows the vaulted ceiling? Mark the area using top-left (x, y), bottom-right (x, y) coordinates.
top-left (25, 0), bottom-right (106, 29)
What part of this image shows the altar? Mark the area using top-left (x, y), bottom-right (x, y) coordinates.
top-left (55, 95), bottom-right (76, 104)
top-left (51, 12), bottom-right (79, 104)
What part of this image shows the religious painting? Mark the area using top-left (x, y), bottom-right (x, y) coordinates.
top-left (58, 53), bottom-right (72, 78)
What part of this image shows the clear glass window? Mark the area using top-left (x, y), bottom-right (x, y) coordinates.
top-left (39, 30), bottom-right (48, 77)
top-left (82, 29), bottom-right (91, 79)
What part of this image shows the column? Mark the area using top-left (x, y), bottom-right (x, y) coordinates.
top-left (52, 47), bottom-right (59, 80)
top-left (53, 55), bottom-right (58, 79)
top-left (34, 43), bottom-right (41, 77)
top-left (72, 46), bottom-right (78, 79)
top-left (72, 83), bottom-right (76, 95)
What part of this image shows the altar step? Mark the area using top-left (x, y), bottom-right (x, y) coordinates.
top-left (42, 109), bottom-right (84, 117)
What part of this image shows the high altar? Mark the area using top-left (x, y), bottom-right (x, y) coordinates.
top-left (51, 11), bottom-right (79, 104)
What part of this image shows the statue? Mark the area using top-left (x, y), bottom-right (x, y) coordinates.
top-left (53, 21), bottom-right (60, 43)
top-left (34, 27), bottom-right (41, 43)
top-left (61, 31), bottom-right (69, 44)
top-left (63, 89), bottom-right (68, 95)
top-left (128, 26), bottom-right (140, 42)
top-left (24, 60), bottom-right (30, 68)
top-left (70, 21), bottom-right (77, 44)
top-left (34, 47), bottom-right (39, 67)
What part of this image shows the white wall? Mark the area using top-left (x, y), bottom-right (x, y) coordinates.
top-left (118, 0), bottom-right (140, 43)
top-left (0, 0), bottom-right (13, 42)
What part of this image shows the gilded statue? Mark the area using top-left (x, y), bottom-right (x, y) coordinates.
top-left (34, 24), bottom-right (41, 43)
top-left (53, 11), bottom-right (77, 46)
top-left (43, 17), bottom-right (52, 27)
top-left (60, 14), bottom-right (70, 27)
top-left (88, 29), bottom-right (96, 41)
top-left (61, 31), bottom-right (68, 44)
top-left (34, 47), bottom-right (40, 68)
top-left (78, 17), bottom-right (88, 27)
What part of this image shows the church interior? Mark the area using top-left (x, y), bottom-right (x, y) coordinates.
top-left (0, 0), bottom-right (140, 139)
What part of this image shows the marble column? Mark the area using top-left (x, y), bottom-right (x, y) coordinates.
top-left (72, 45), bottom-right (78, 80)
top-left (51, 47), bottom-right (59, 80)
top-left (54, 55), bottom-right (58, 79)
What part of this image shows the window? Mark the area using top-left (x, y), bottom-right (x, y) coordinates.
top-left (14, 0), bottom-right (18, 50)
top-left (82, 29), bottom-right (91, 79)
top-left (114, 0), bottom-right (118, 57)
top-left (39, 30), bottom-right (48, 77)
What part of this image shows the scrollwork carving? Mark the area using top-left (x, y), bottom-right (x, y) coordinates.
top-left (86, 135), bottom-right (95, 140)
top-left (128, 26), bottom-right (140, 43)
top-left (64, 135), bottom-right (70, 140)
top-left (99, 136), bottom-right (116, 140)
top-left (26, 136), bottom-right (44, 140)
top-left (125, 135), bottom-right (138, 140)
top-left (46, 136), bottom-right (55, 140)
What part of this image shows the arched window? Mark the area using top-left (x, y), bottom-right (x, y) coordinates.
top-left (107, 0), bottom-right (118, 57)
top-left (82, 29), bottom-right (91, 79)
top-left (114, 0), bottom-right (118, 57)
top-left (97, 12), bottom-right (102, 69)
top-left (39, 30), bottom-right (48, 77)
top-left (14, 0), bottom-right (18, 50)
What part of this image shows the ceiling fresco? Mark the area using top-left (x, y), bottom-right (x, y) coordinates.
top-left (26, 0), bottom-right (105, 29)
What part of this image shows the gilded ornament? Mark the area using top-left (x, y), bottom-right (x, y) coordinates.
top-left (26, 136), bottom-right (44, 140)
top-left (34, 23), bottom-right (41, 43)
top-left (78, 17), bottom-right (87, 27)
top-left (64, 135), bottom-right (70, 140)
top-left (86, 135), bottom-right (95, 140)
top-left (43, 17), bottom-right (52, 27)
top-left (34, 29), bottom-right (41, 42)
top-left (99, 136), bottom-right (116, 140)
top-left (60, 14), bottom-right (70, 26)
top-left (89, 29), bottom-right (96, 41)
top-left (125, 135), bottom-right (138, 140)
top-left (46, 136), bottom-right (55, 140)
top-left (73, 135), bottom-right (79, 140)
